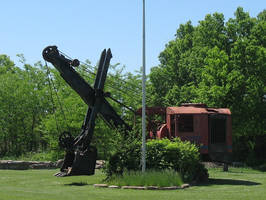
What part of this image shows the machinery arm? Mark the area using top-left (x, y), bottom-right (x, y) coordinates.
top-left (42, 46), bottom-right (131, 133)
top-left (43, 46), bottom-right (95, 106)
top-left (42, 45), bottom-right (132, 177)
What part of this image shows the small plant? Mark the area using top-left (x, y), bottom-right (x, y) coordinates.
top-left (105, 169), bottom-right (183, 187)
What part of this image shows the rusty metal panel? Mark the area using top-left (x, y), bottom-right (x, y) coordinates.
top-left (167, 106), bottom-right (231, 115)
top-left (197, 115), bottom-right (209, 154)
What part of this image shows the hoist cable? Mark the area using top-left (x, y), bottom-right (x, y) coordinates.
top-left (78, 68), bottom-right (140, 97)
top-left (81, 67), bottom-right (144, 101)
top-left (45, 61), bottom-right (60, 133)
top-left (78, 71), bottom-right (141, 112)
top-left (50, 77), bottom-right (67, 122)
top-left (81, 72), bottom-right (141, 104)
top-left (78, 65), bottom-right (152, 103)
top-left (58, 50), bottom-right (73, 60)
top-left (55, 49), bottom-right (151, 106)
top-left (62, 52), bottom-right (143, 95)
top-left (45, 62), bottom-right (71, 132)
top-left (80, 60), bottom-right (143, 92)
top-left (79, 59), bottom-right (143, 89)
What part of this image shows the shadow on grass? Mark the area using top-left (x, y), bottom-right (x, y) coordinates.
top-left (196, 178), bottom-right (261, 186)
top-left (64, 182), bottom-right (90, 186)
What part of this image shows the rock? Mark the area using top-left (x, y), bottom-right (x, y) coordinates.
top-left (95, 164), bottom-right (101, 169)
top-left (29, 162), bottom-right (56, 169)
top-left (146, 186), bottom-right (159, 190)
top-left (108, 185), bottom-right (120, 189)
top-left (95, 160), bottom-right (105, 169)
top-left (0, 160), bottom-right (57, 170)
top-left (96, 160), bottom-right (105, 165)
top-left (30, 164), bottom-right (47, 169)
top-left (121, 186), bottom-right (146, 190)
top-left (0, 160), bottom-right (11, 169)
top-left (94, 184), bottom-right (108, 188)
top-left (0, 159), bottom-right (104, 170)
top-left (0, 160), bottom-right (29, 170)
top-left (181, 183), bottom-right (190, 189)
top-left (159, 186), bottom-right (181, 190)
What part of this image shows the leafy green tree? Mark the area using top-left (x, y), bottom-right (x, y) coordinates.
top-left (149, 7), bottom-right (266, 163)
top-left (0, 55), bottom-right (50, 156)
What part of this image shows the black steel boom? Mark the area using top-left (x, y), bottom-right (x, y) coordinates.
top-left (42, 46), bottom-right (130, 131)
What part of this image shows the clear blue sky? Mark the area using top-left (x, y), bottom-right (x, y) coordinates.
top-left (1, 0), bottom-right (265, 74)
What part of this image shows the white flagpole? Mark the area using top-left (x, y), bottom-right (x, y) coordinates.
top-left (141, 0), bottom-right (146, 172)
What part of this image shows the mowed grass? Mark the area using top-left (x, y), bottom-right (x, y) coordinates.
top-left (0, 167), bottom-right (265, 200)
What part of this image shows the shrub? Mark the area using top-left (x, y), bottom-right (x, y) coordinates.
top-left (256, 163), bottom-right (266, 172)
top-left (104, 137), bottom-right (208, 182)
top-left (233, 135), bottom-right (266, 166)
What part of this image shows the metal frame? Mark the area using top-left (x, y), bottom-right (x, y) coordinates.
top-left (42, 46), bottom-right (131, 176)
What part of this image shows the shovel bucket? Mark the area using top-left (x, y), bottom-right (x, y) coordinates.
top-left (55, 146), bottom-right (97, 177)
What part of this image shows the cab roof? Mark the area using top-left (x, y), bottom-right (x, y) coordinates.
top-left (167, 106), bottom-right (231, 115)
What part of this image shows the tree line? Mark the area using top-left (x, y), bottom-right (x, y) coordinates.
top-left (149, 7), bottom-right (266, 164)
top-left (0, 7), bottom-right (265, 164)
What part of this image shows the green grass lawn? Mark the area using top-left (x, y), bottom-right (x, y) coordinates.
top-left (0, 167), bottom-right (265, 200)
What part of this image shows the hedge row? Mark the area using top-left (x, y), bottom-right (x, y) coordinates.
top-left (105, 138), bottom-right (208, 182)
